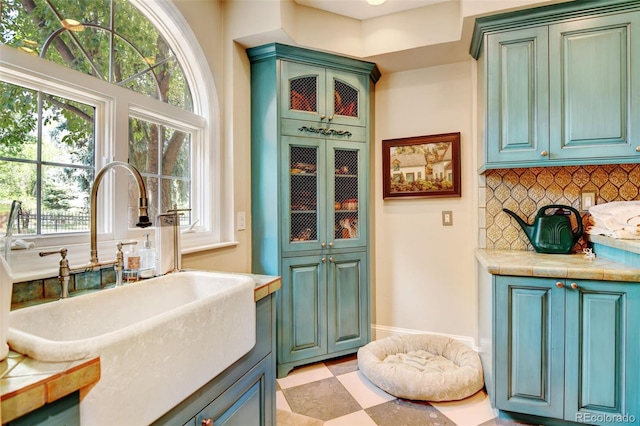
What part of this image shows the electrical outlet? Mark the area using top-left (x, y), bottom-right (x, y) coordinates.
top-left (580, 191), bottom-right (596, 212)
top-left (237, 211), bottom-right (246, 231)
top-left (442, 211), bottom-right (453, 226)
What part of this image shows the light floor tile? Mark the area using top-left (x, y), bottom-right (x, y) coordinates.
top-left (430, 390), bottom-right (498, 426)
top-left (277, 363), bottom-right (333, 389)
top-left (336, 371), bottom-right (395, 409)
top-left (324, 409), bottom-right (378, 426)
top-left (276, 390), bottom-right (291, 412)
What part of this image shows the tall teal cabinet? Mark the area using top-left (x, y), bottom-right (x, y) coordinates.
top-left (494, 276), bottom-right (640, 425)
top-left (471, 0), bottom-right (640, 170)
top-left (247, 44), bottom-right (380, 378)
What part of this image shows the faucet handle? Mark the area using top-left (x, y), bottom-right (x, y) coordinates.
top-left (39, 247), bottom-right (68, 259)
top-left (39, 248), bottom-right (71, 297)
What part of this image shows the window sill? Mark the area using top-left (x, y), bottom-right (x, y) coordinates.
top-left (6, 238), bottom-right (240, 283)
top-left (182, 240), bottom-right (239, 255)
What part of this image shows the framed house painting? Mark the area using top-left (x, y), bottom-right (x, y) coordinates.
top-left (382, 132), bottom-right (461, 199)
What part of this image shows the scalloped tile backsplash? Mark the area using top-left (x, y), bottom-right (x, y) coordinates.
top-left (481, 164), bottom-right (640, 251)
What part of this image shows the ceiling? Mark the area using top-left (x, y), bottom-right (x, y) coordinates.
top-left (294, 0), bottom-right (450, 20)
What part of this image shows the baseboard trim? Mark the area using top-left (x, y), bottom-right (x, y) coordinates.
top-left (372, 324), bottom-right (478, 351)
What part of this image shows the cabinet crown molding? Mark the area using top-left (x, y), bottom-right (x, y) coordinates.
top-left (247, 43), bottom-right (381, 83)
top-left (470, 0), bottom-right (640, 59)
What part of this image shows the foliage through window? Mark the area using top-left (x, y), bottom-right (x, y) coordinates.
top-left (0, 0), bottom-right (197, 237)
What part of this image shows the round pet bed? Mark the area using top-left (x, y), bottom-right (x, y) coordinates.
top-left (357, 334), bottom-right (484, 401)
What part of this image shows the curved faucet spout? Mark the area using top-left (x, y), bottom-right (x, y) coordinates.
top-left (90, 161), bottom-right (152, 264)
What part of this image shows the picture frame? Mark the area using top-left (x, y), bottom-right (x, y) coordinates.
top-left (382, 132), bottom-right (461, 199)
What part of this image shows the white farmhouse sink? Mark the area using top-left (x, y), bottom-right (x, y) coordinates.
top-left (8, 271), bottom-right (256, 426)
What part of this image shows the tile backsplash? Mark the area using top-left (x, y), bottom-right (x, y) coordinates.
top-left (481, 163), bottom-right (640, 251)
top-left (12, 267), bottom-right (116, 309)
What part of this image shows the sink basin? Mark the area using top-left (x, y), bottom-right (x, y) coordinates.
top-left (8, 271), bottom-right (256, 425)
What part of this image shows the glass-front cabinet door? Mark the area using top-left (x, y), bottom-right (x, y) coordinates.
top-left (283, 136), bottom-right (326, 252)
top-left (281, 61), bottom-right (367, 127)
top-left (329, 141), bottom-right (367, 250)
top-left (283, 136), bottom-right (366, 253)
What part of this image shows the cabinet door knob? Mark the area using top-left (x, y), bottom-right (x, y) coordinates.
top-left (328, 115), bottom-right (333, 121)
top-left (540, 150), bottom-right (549, 157)
top-left (329, 242), bottom-right (334, 247)
top-left (321, 242), bottom-right (326, 248)
top-left (636, 146), bottom-right (640, 152)
top-left (556, 282), bottom-right (564, 288)
top-left (329, 257), bottom-right (334, 262)
top-left (201, 419), bottom-right (213, 426)
top-left (320, 114), bottom-right (326, 120)
top-left (322, 257), bottom-right (326, 263)
top-left (571, 282), bottom-right (579, 289)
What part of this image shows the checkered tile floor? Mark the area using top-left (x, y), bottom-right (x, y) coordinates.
top-left (276, 355), bottom-right (532, 426)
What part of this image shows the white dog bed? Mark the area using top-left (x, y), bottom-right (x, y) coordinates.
top-left (357, 334), bottom-right (484, 401)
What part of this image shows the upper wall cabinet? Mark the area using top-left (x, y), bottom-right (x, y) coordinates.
top-left (471, 0), bottom-right (640, 170)
top-left (281, 61), bottom-right (368, 128)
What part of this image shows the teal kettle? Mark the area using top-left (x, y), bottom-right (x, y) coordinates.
top-left (503, 205), bottom-right (583, 254)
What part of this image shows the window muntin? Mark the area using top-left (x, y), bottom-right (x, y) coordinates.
top-left (1, 0), bottom-right (193, 110)
top-left (129, 117), bottom-right (192, 226)
top-left (0, 80), bottom-right (95, 235)
top-left (0, 0), bottom-right (222, 270)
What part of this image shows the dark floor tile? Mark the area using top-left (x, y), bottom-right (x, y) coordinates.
top-left (324, 354), bottom-right (359, 376)
top-left (282, 377), bottom-right (362, 421)
top-left (366, 399), bottom-right (456, 426)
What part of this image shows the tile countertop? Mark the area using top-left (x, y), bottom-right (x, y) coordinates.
top-left (475, 249), bottom-right (640, 282)
top-left (0, 353), bottom-right (100, 423)
top-left (1, 274), bottom-right (281, 423)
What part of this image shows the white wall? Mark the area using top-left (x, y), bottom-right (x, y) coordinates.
top-left (373, 62), bottom-right (477, 341)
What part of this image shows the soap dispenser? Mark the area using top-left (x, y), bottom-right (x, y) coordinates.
top-left (139, 233), bottom-right (157, 279)
top-left (123, 242), bottom-right (140, 282)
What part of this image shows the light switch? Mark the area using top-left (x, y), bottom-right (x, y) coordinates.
top-left (442, 211), bottom-right (453, 226)
top-left (237, 211), bottom-right (246, 231)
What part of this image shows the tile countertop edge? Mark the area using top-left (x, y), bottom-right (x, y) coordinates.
top-left (252, 274), bottom-right (281, 301)
top-left (0, 354), bottom-right (100, 423)
top-left (475, 249), bottom-right (640, 282)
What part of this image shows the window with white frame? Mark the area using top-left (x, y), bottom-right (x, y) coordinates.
top-left (0, 0), bottom-right (221, 263)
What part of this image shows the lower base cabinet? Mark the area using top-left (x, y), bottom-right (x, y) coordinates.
top-left (277, 251), bottom-right (369, 378)
top-left (494, 276), bottom-right (640, 425)
top-left (6, 391), bottom-right (80, 426)
top-left (153, 293), bottom-right (276, 426)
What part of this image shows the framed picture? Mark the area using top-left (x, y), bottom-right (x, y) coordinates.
top-left (382, 132), bottom-right (461, 199)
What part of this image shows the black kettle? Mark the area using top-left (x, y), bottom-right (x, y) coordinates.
top-left (503, 205), bottom-right (583, 254)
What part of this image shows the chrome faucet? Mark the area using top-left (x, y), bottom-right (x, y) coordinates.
top-left (90, 161), bottom-right (152, 265)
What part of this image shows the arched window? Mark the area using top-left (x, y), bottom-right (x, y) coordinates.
top-left (0, 0), bottom-right (223, 272)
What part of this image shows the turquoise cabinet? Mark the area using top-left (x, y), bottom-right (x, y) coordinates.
top-left (494, 276), bottom-right (640, 424)
top-left (7, 392), bottom-right (80, 426)
top-left (474, 1), bottom-right (640, 169)
top-left (193, 356), bottom-right (273, 426)
top-left (549, 12), bottom-right (640, 161)
top-left (281, 61), bottom-right (368, 128)
top-left (279, 251), bottom-right (368, 377)
top-left (486, 27), bottom-right (550, 164)
top-left (248, 43), bottom-right (379, 378)
top-left (283, 135), bottom-right (367, 253)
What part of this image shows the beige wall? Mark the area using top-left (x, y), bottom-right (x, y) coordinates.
top-left (173, 0), bottom-right (567, 344)
top-left (373, 62), bottom-right (477, 340)
top-left (174, 0), bottom-right (254, 273)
